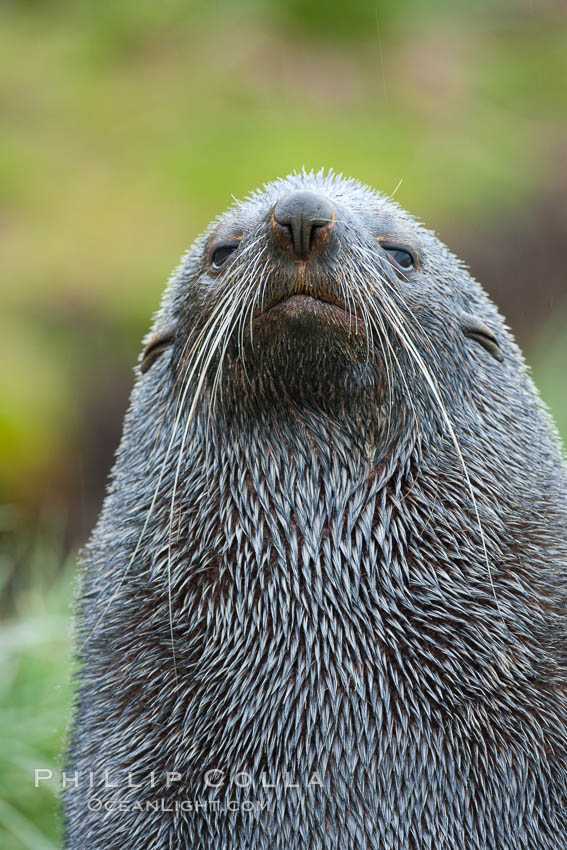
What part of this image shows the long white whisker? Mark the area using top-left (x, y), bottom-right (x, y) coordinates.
top-left (81, 240), bottom-right (265, 653)
top-left (354, 245), bottom-right (505, 624)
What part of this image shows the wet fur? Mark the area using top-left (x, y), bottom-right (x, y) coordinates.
top-left (65, 172), bottom-right (567, 849)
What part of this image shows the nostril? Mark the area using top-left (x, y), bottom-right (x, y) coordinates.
top-left (310, 221), bottom-right (328, 241)
top-left (276, 222), bottom-right (293, 241)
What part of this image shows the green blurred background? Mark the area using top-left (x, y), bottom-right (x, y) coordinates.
top-left (1, 0), bottom-right (566, 846)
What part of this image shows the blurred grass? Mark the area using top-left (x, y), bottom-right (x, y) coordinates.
top-left (532, 319), bottom-right (567, 448)
top-left (0, 515), bottom-right (73, 850)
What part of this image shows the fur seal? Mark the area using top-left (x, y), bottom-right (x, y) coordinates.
top-left (64, 171), bottom-right (567, 849)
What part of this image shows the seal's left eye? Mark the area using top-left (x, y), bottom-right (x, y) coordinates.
top-left (381, 244), bottom-right (416, 273)
top-left (210, 242), bottom-right (239, 271)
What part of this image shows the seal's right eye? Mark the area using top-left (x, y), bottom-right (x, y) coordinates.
top-left (210, 242), bottom-right (239, 271)
top-left (380, 243), bottom-right (416, 273)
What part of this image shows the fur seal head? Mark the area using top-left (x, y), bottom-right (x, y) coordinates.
top-left (140, 170), bottom-right (513, 469)
top-left (143, 173), bottom-right (506, 408)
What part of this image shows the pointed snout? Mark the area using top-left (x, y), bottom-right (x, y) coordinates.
top-left (272, 191), bottom-right (335, 260)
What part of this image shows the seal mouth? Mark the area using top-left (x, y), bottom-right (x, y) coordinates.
top-left (265, 292), bottom-right (346, 315)
top-left (257, 289), bottom-right (366, 334)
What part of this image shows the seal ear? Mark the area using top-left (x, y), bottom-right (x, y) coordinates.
top-left (460, 313), bottom-right (504, 363)
top-left (141, 324), bottom-right (177, 373)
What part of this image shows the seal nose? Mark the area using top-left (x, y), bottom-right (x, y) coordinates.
top-left (272, 191), bottom-right (334, 260)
